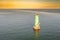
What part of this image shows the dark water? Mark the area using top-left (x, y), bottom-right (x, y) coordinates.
top-left (0, 10), bottom-right (60, 40)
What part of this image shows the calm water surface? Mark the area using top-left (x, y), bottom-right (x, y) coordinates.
top-left (0, 10), bottom-right (60, 40)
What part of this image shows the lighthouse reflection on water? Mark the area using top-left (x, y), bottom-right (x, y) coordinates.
top-left (33, 13), bottom-right (40, 40)
top-left (34, 30), bottom-right (40, 40)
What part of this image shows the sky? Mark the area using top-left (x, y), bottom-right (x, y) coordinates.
top-left (0, 0), bottom-right (60, 9)
top-left (0, 0), bottom-right (60, 1)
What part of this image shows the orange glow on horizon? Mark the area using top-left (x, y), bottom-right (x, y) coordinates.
top-left (0, 1), bottom-right (60, 9)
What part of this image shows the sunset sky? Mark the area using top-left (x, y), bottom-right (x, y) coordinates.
top-left (0, 0), bottom-right (60, 9)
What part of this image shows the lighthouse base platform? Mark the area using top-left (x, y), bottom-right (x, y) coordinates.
top-left (33, 26), bottom-right (40, 31)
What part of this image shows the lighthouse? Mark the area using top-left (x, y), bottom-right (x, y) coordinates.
top-left (33, 13), bottom-right (40, 31)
